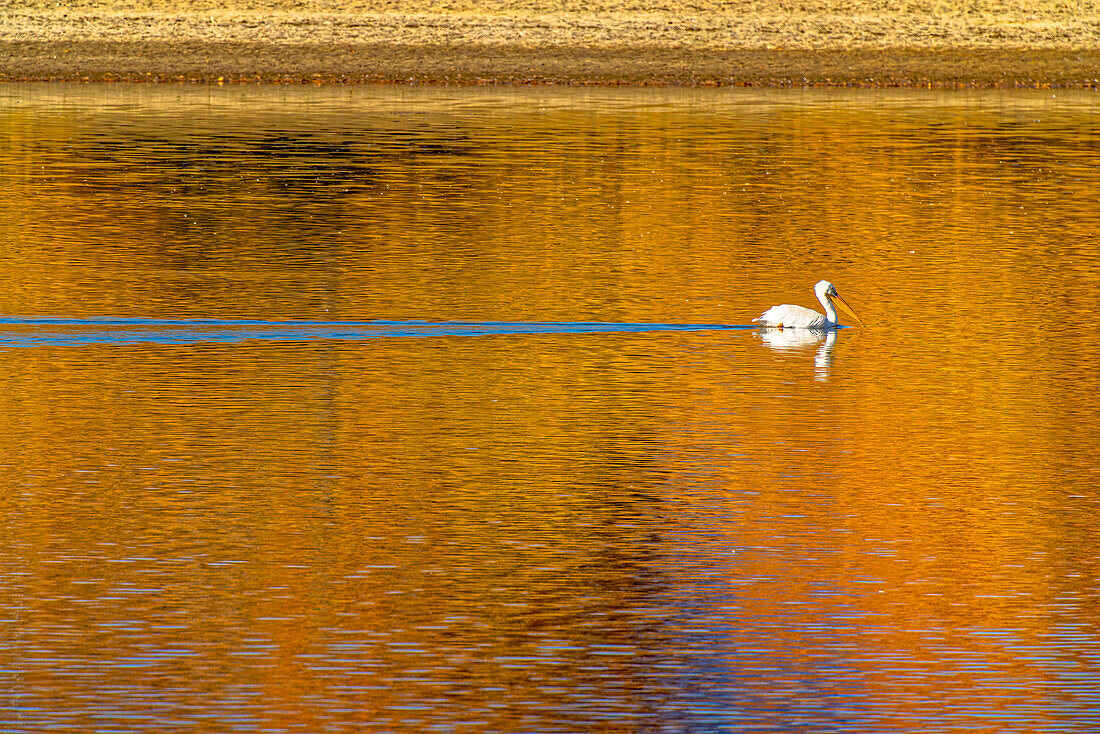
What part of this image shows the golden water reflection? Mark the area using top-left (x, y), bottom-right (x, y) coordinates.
top-left (1, 84), bottom-right (1098, 732)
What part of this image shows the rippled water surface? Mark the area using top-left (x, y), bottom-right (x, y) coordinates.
top-left (2, 83), bottom-right (1099, 732)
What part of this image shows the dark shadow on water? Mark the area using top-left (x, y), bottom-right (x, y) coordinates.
top-left (0, 318), bottom-right (753, 347)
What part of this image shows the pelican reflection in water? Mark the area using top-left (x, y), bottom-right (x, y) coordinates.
top-left (753, 280), bottom-right (862, 329)
top-left (757, 328), bottom-right (838, 382)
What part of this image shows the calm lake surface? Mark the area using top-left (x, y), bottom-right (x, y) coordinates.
top-left (1, 83), bottom-right (1098, 732)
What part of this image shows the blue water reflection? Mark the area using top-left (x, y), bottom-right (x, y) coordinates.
top-left (0, 318), bottom-right (752, 346)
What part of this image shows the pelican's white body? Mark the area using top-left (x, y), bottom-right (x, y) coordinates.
top-left (753, 280), bottom-right (845, 329)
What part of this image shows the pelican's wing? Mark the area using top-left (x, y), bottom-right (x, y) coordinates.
top-left (753, 304), bottom-right (827, 329)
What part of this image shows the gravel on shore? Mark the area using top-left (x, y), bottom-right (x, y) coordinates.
top-left (2, 2), bottom-right (1098, 86)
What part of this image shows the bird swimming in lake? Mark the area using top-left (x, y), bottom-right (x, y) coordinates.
top-left (753, 280), bottom-right (862, 329)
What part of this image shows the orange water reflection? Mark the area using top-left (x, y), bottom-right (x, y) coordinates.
top-left (1, 84), bottom-right (1098, 732)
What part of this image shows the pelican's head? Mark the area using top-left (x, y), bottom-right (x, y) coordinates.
top-left (816, 280), bottom-right (863, 325)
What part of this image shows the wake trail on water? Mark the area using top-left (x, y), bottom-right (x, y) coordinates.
top-left (0, 319), bottom-right (753, 347)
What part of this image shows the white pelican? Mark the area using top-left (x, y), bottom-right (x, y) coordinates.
top-left (753, 280), bottom-right (862, 329)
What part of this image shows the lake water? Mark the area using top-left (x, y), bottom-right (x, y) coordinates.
top-left (1, 83), bottom-right (1099, 732)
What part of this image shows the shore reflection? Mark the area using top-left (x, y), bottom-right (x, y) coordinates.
top-left (2, 83), bottom-right (1100, 734)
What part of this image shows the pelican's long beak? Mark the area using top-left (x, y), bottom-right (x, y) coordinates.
top-left (830, 292), bottom-right (863, 325)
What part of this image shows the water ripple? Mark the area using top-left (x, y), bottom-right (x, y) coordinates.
top-left (0, 319), bottom-right (751, 347)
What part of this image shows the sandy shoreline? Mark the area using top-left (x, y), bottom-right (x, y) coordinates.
top-left (2, 2), bottom-right (1099, 87)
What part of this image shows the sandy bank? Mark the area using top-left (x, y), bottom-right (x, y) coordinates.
top-left (2, 1), bottom-right (1099, 86)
